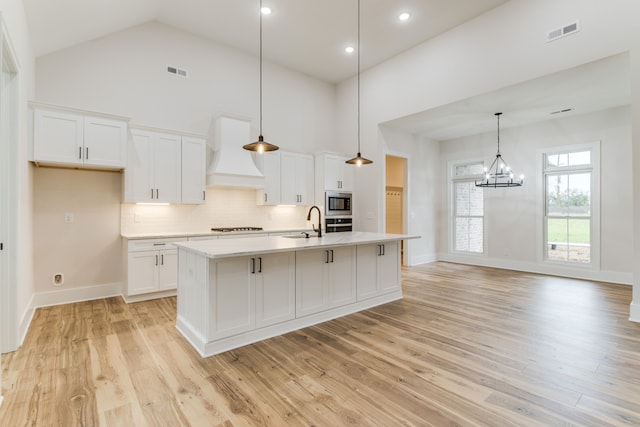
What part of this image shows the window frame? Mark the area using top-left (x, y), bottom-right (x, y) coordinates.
top-left (539, 142), bottom-right (600, 269)
top-left (449, 160), bottom-right (486, 255)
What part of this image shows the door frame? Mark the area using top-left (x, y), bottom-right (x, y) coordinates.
top-left (0, 14), bottom-right (20, 359)
top-left (383, 153), bottom-right (409, 266)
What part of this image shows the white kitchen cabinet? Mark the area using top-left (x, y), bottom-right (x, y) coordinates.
top-left (32, 106), bottom-right (127, 169)
top-left (281, 151), bottom-right (314, 205)
top-left (255, 151), bottom-right (281, 205)
top-left (210, 252), bottom-right (295, 340)
top-left (125, 238), bottom-right (185, 297)
top-left (181, 136), bottom-right (207, 204)
top-left (316, 152), bottom-right (354, 192)
top-left (295, 245), bottom-right (356, 317)
top-left (124, 128), bottom-right (181, 203)
top-left (356, 241), bottom-right (400, 300)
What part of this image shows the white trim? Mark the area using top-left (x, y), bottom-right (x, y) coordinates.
top-left (122, 289), bottom-right (176, 303)
top-left (448, 158), bottom-right (486, 256)
top-left (630, 301), bottom-right (640, 323)
top-left (438, 252), bottom-right (632, 285)
top-left (31, 282), bottom-right (123, 308)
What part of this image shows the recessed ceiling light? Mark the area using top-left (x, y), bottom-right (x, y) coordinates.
top-left (261, 6), bottom-right (272, 15)
top-left (345, 46), bottom-right (354, 54)
top-left (398, 12), bottom-right (411, 21)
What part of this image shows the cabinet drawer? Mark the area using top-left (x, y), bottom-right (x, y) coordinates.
top-left (127, 237), bottom-right (187, 252)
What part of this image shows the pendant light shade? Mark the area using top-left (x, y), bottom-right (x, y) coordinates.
top-left (475, 112), bottom-right (524, 188)
top-left (345, 0), bottom-right (372, 166)
top-left (243, 0), bottom-right (279, 153)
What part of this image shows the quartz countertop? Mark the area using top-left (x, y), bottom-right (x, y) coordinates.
top-left (173, 231), bottom-right (420, 259)
top-left (121, 228), bottom-right (313, 240)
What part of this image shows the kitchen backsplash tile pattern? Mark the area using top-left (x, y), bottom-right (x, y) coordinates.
top-left (121, 187), bottom-right (310, 235)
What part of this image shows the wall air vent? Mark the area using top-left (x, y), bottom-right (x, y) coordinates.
top-left (167, 66), bottom-right (188, 78)
top-left (547, 20), bottom-right (580, 42)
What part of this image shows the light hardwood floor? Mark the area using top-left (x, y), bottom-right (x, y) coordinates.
top-left (2, 262), bottom-right (640, 426)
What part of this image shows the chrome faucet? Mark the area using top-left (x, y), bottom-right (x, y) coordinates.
top-left (306, 205), bottom-right (322, 238)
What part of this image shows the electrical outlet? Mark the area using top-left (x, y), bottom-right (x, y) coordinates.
top-left (64, 212), bottom-right (74, 224)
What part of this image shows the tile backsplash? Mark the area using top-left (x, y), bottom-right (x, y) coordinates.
top-left (121, 187), bottom-right (311, 235)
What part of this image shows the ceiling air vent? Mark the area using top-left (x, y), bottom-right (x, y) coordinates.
top-left (167, 66), bottom-right (188, 78)
top-left (547, 20), bottom-right (580, 42)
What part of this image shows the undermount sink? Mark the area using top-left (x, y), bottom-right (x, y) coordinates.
top-left (282, 233), bottom-right (318, 239)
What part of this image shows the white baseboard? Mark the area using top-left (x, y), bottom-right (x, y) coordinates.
top-left (18, 293), bottom-right (35, 348)
top-left (630, 300), bottom-right (640, 323)
top-left (122, 289), bottom-right (176, 303)
top-left (32, 281), bottom-right (123, 308)
top-left (437, 253), bottom-right (633, 285)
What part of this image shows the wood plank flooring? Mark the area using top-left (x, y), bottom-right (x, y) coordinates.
top-left (2, 262), bottom-right (639, 426)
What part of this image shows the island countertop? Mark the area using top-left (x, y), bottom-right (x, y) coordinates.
top-left (173, 231), bottom-right (419, 259)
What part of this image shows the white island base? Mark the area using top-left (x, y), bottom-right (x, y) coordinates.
top-left (174, 232), bottom-right (417, 357)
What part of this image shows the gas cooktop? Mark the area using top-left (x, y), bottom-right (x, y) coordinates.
top-left (210, 227), bottom-right (264, 232)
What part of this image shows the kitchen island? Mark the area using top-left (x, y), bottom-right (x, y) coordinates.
top-left (174, 232), bottom-right (419, 357)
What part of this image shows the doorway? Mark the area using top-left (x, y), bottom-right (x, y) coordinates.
top-left (385, 155), bottom-right (407, 264)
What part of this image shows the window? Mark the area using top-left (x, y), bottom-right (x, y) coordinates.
top-left (544, 148), bottom-right (596, 264)
top-left (452, 162), bottom-right (484, 253)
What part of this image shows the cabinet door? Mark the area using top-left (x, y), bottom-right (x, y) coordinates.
top-left (295, 249), bottom-right (329, 317)
top-left (210, 257), bottom-right (255, 339)
top-left (181, 136), bottom-right (206, 204)
top-left (83, 116), bottom-right (127, 168)
top-left (153, 132), bottom-right (181, 203)
top-left (124, 129), bottom-right (154, 202)
top-left (356, 244), bottom-right (380, 300)
top-left (378, 241), bottom-right (400, 293)
top-left (323, 154), bottom-right (353, 192)
top-left (327, 245), bottom-right (357, 307)
top-left (255, 252), bottom-right (295, 328)
top-left (280, 151), bottom-right (299, 205)
top-left (33, 109), bottom-right (84, 165)
top-left (257, 151), bottom-right (281, 205)
top-left (157, 249), bottom-right (179, 291)
top-left (297, 154), bottom-right (315, 205)
top-left (127, 250), bottom-right (159, 295)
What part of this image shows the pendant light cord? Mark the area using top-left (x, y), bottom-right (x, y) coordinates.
top-left (357, 0), bottom-right (361, 153)
top-left (259, 0), bottom-right (263, 136)
top-left (496, 112), bottom-right (501, 155)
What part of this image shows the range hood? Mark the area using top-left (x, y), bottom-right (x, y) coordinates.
top-left (207, 114), bottom-right (265, 188)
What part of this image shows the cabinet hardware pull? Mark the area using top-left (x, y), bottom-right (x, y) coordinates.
top-left (330, 249), bottom-right (334, 263)
top-left (85, 147), bottom-right (89, 159)
top-left (79, 147), bottom-right (82, 160)
top-left (250, 258), bottom-right (255, 274)
top-left (153, 243), bottom-right (166, 246)
top-left (325, 250), bottom-right (329, 264)
top-left (155, 255), bottom-right (158, 266)
top-left (156, 189), bottom-right (159, 199)
top-left (203, 190), bottom-right (206, 201)
top-left (382, 244), bottom-right (385, 256)
top-left (161, 254), bottom-right (164, 265)
top-left (264, 193), bottom-right (267, 203)
top-left (377, 245), bottom-right (382, 256)
top-left (258, 257), bottom-right (262, 273)
top-left (150, 188), bottom-right (154, 199)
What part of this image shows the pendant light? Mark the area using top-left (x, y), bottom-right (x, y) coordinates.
top-left (243, 0), bottom-right (279, 153)
top-left (475, 112), bottom-right (524, 188)
top-left (345, 0), bottom-right (372, 166)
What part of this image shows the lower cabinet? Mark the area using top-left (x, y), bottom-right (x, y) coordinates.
top-left (125, 237), bottom-right (186, 297)
top-left (210, 252), bottom-right (295, 340)
top-left (356, 241), bottom-right (400, 300)
top-left (295, 246), bottom-right (356, 317)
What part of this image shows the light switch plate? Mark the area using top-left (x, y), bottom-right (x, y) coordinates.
top-left (64, 212), bottom-right (74, 224)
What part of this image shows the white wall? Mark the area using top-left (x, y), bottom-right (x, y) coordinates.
top-left (336, 0), bottom-right (640, 283)
top-left (439, 107), bottom-right (632, 283)
top-left (0, 0), bottom-right (36, 352)
top-left (35, 21), bottom-right (337, 152)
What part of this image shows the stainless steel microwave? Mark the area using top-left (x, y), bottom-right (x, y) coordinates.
top-left (325, 191), bottom-right (352, 216)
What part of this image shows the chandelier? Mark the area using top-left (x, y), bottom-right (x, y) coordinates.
top-left (475, 112), bottom-right (523, 188)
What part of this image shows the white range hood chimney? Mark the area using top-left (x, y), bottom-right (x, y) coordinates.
top-left (207, 114), bottom-right (264, 188)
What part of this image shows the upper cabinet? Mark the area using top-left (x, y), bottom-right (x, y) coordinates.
top-left (281, 151), bottom-right (314, 205)
top-left (256, 150), bottom-right (314, 206)
top-left (32, 103), bottom-right (128, 169)
top-left (124, 127), bottom-right (207, 204)
top-left (181, 136), bottom-right (207, 204)
top-left (315, 152), bottom-right (354, 197)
